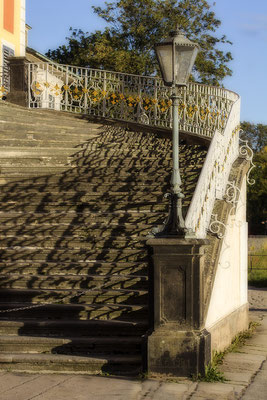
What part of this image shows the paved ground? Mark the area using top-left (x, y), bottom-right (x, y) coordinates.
top-left (0, 287), bottom-right (266, 400)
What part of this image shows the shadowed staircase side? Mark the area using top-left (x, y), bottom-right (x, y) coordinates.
top-left (0, 101), bottom-right (207, 375)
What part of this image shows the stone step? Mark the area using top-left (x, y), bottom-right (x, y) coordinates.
top-left (0, 164), bottom-right (173, 175)
top-left (0, 352), bottom-right (142, 375)
top-left (0, 181), bottom-right (169, 193)
top-left (0, 201), bottom-right (169, 213)
top-left (0, 166), bottom-right (70, 177)
top-left (0, 144), bottom-right (173, 159)
top-left (0, 137), bottom-right (172, 152)
top-left (0, 191), bottom-right (168, 204)
top-left (0, 335), bottom-right (142, 355)
top-left (0, 171), bottom-right (172, 184)
top-left (0, 288), bottom-right (148, 306)
top-left (0, 274), bottom-right (148, 291)
top-left (0, 157), bottom-right (70, 167)
top-left (0, 155), bottom-right (173, 168)
top-left (0, 139), bottom-right (91, 149)
top-left (0, 247), bottom-right (149, 262)
top-left (0, 225), bottom-right (152, 238)
top-left (0, 210), bottom-right (164, 225)
top-left (0, 148), bottom-right (76, 157)
top-left (0, 261), bottom-right (148, 276)
top-left (0, 235), bottom-right (148, 250)
top-left (0, 319), bottom-right (148, 337)
top-left (0, 117), bottom-right (100, 132)
top-left (0, 302), bottom-right (147, 320)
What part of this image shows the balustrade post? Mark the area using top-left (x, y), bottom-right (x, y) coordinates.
top-left (146, 237), bottom-right (211, 376)
top-left (6, 57), bottom-right (28, 107)
top-left (103, 71), bottom-right (107, 118)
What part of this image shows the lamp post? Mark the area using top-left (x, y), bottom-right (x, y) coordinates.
top-left (155, 28), bottom-right (199, 237)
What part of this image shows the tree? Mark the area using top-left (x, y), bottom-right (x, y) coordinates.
top-left (46, 0), bottom-right (233, 86)
top-left (240, 122), bottom-right (267, 153)
top-left (247, 149), bottom-right (267, 235)
top-left (240, 122), bottom-right (267, 234)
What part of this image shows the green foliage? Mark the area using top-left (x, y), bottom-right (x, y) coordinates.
top-left (247, 150), bottom-right (267, 234)
top-left (248, 248), bottom-right (267, 287)
top-left (47, 0), bottom-right (233, 85)
top-left (193, 362), bottom-right (225, 382)
top-left (240, 122), bottom-right (267, 234)
top-left (240, 122), bottom-right (267, 153)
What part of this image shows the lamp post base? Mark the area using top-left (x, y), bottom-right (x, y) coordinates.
top-left (155, 192), bottom-right (195, 238)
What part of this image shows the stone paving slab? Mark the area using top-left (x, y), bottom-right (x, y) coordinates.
top-left (242, 360), bottom-right (267, 399)
top-left (0, 373), bottom-right (69, 400)
top-left (219, 352), bottom-right (265, 373)
top-left (32, 376), bottom-right (141, 400)
top-left (0, 372), bottom-right (39, 394)
top-left (190, 382), bottom-right (235, 400)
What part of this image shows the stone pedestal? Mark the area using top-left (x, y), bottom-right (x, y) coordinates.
top-left (146, 238), bottom-right (211, 376)
top-left (6, 57), bottom-right (28, 107)
top-left (148, 327), bottom-right (210, 376)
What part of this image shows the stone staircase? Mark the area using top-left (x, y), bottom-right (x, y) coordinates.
top-left (0, 101), bottom-right (207, 375)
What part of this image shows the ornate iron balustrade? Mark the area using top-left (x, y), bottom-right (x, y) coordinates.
top-left (185, 97), bottom-right (241, 238)
top-left (25, 61), bottom-right (241, 239)
top-left (0, 66), bottom-right (9, 99)
top-left (27, 62), bottom-right (239, 138)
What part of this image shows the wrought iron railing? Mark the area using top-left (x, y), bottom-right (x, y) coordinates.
top-left (0, 66), bottom-right (9, 99)
top-left (185, 96), bottom-right (241, 238)
top-left (25, 61), bottom-right (241, 238)
top-left (27, 62), bottom-right (239, 138)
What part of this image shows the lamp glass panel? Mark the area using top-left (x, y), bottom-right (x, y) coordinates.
top-left (174, 45), bottom-right (198, 85)
top-left (156, 44), bottom-right (173, 84)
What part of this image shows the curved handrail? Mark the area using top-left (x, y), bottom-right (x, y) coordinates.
top-left (185, 96), bottom-right (241, 238)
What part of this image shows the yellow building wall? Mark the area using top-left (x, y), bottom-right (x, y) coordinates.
top-left (0, 0), bottom-right (25, 66)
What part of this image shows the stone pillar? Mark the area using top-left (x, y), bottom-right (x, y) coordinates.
top-left (146, 237), bottom-right (211, 376)
top-left (6, 57), bottom-right (28, 107)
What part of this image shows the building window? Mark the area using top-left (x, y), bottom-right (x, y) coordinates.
top-left (3, 0), bottom-right (14, 34)
top-left (2, 45), bottom-right (14, 89)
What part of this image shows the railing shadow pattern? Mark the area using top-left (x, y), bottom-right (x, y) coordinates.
top-left (0, 123), bottom-right (207, 363)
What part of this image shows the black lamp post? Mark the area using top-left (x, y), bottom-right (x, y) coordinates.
top-left (154, 28), bottom-right (199, 237)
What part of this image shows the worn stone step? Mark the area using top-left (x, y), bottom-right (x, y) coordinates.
top-left (0, 191), bottom-right (168, 204)
top-left (0, 137), bottom-right (171, 153)
top-left (0, 172), bottom-right (171, 184)
top-left (0, 148), bottom-right (77, 157)
top-left (0, 274), bottom-right (148, 291)
top-left (0, 201), bottom-right (169, 213)
top-left (0, 235), bottom-right (148, 250)
top-left (0, 166), bottom-right (70, 177)
top-left (0, 246), bottom-right (149, 262)
top-left (0, 288), bottom-right (148, 306)
top-left (0, 352), bottom-right (142, 375)
top-left (0, 181), bottom-right (169, 193)
top-left (0, 158), bottom-right (70, 167)
top-left (0, 117), bottom-right (100, 132)
top-left (0, 210), bottom-right (164, 225)
top-left (0, 261), bottom-right (148, 276)
top-left (0, 139), bottom-right (89, 149)
top-left (0, 302), bottom-right (147, 320)
top-left (0, 335), bottom-right (142, 355)
top-left (0, 222), bottom-right (153, 237)
top-left (0, 319), bottom-right (148, 337)
top-left (0, 151), bottom-right (172, 165)
top-left (0, 210), bottom-right (162, 220)
top-left (0, 164), bottom-right (172, 176)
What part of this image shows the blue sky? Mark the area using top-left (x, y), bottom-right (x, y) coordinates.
top-left (26, 0), bottom-right (267, 124)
